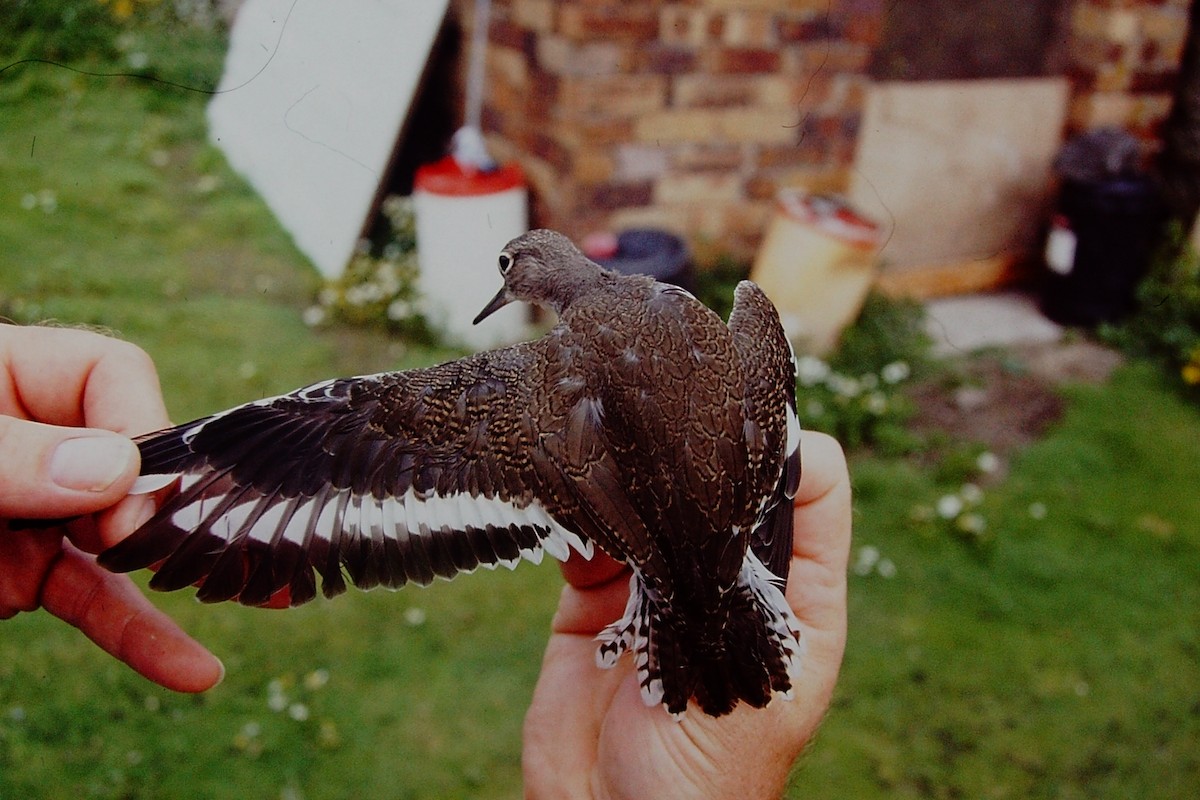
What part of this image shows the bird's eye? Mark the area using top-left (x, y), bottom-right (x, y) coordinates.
top-left (498, 253), bottom-right (513, 274)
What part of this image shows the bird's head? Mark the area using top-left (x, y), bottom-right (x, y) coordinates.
top-left (473, 229), bottom-right (604, 325)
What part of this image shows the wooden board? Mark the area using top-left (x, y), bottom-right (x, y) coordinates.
top-left (849, 78), bottom-right (1069, 288)
top-left (875, 253), bottom-right (1036, 299)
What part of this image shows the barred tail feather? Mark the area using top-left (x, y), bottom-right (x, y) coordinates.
top-left (595, 554), bottom-right (803, 718)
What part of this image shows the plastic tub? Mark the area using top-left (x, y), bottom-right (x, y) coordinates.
top-left (596, 228), bottom-right (693, 291)
top-left (413, 157), bottom-right (528, 349)
top-left (750, 190), bottom-right (882, 354)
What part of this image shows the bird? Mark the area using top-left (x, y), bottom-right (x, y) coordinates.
top-left (99, 228), bottom-right (804, 718)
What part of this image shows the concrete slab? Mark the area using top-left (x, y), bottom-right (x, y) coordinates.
top-left (924, 291), bottom-right (1064, 356)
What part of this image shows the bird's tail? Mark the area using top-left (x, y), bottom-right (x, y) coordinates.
top-left (595, 554), bottom-right (804, 718)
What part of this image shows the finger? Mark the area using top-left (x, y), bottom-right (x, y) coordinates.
top-left (551, 573), bottom-right (633, 636)
top-left (785, 432), bottom-right (851, 713)
top-left (40, 543), bottom-right (224, 693)
top-left (0, 325), bottom-right (170, 435)
top-left (559, 547), bottom-right (626, 590)
top-left (553, 549), bottom-right (630, 635)
top-left (88, 494), bottom-right (158, 553)
top-left (791, 431), bottom-right (853, 573)
top-left (0, 416), bottom-right (140, 519)
top-left (0, 527), bottom-right (61, 618)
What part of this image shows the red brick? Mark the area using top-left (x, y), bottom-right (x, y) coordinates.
top-left (573, 147), bottom-right (617, 183)
top-left (528, 131), bottom-right (572, 172)
top-left (1130, 69), bottom-right (1179, 94)
top-left (637, 107), bottom-right (799, 145)
top-left (491, 17), bottom-right (534, 53)
top-left (488, 45), bottom-right (529, 91)
top-left (675, 74), bottom-right (803, 108)
top-left (558, 6), bottom-right (660, 41)
top-left (674, 74), bottom-right (758, 108)
top-left (744, 174), bottom-right (780, 201)
top-left (662, 6), bottom-right (705, 47)
top-left (554, 115), bottom-right (637, 147)
top-left (614, 144), bottom-right (671, 180)
top-left (537, 36), bottom-right (632, 76)
top-left (558, 74), bottom-right (668, 117)
top-left (671, 143), bottom-right (747, 172)
top-left (660, 6), bottom-right (712, 47)
top-left (530, 71), bottom-right (560, 112)
top-left (654, 173), bottom-right (744, 205)
top-left (639, 43), bottom-right (698, 74)
top-left (721, 10), bottom-right (776, 47)
top-left (585, 180), bottom-right (655, 210)
top-left (757, 143), bottom-right (817, 170)
top-left (785, 41), bottom-right (872, 73)
top-left (512, 0), bottom-right (555, 33)
top-left (707, 47), bottom-right (783, 74)
top-left (844, 11), bottom-right (884, 47)
top-left (636, 108), bottom-right (725, 143)
top-left (777, 12), bottom-right (838, 43)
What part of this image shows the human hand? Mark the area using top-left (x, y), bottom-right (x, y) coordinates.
top-left (523, 431), bottom-right (851, 799)
top-left (0, 324), bottom-right (222, 692)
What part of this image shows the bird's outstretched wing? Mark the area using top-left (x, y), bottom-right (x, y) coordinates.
top-left (99, 344), bottom-right (594, 606)
top-left (727, 281), bottom-right (802, 584)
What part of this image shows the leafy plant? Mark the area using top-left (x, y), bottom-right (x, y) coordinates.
top-left (829, 291), bottom-right (932, 377)
top-left (692, 254), bottom-right (747, 322)
top-left (305, 196), bottom-right (435, 342)
top-left (1, 0), bottom-right (122, 64)
top-left (1101, 223), bottom-right (1200, 400)
top-left (907, 450), bottom-right (1005, 553)
top-left (793, 291), bottom-right (933, 454)
top-left (795, 354), bottom-right (921, 454)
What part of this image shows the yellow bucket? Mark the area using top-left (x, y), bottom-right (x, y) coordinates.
top-left (750, 190), bottom-right (882, 355)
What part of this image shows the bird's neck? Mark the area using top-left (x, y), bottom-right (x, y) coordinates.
top-left (547, 262), bottom-right (616, 315)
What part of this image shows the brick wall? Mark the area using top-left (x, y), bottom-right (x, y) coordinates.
top-left (453, 0), bottom-right (1187, 262)
top-left (459, 0), bottom-right (882, 261)
top-left (1066, 0), bottom-right (1191, 147)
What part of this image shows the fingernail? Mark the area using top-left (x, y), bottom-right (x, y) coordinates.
top-left (50, 435), bottom-right (136, 492)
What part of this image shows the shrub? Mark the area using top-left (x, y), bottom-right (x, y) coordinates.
top-left (305, 196), bottom-right (434, 342)
top-left (1101, 224), bottom-right (1200, 400)
top-left (794, 291), bottom-right (933, 454)
top-left (1, 0), bottom-right (122, 64)
top-left (795, 354), bottom-right (922, 454)
top-left (829, 291), bottom-right (932, 377)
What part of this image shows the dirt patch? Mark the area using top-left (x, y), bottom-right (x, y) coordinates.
top-left (906, 340), bottom-right (1122, 458)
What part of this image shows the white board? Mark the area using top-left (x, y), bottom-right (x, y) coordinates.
top-left (208, 0), bottom-right (450, 277)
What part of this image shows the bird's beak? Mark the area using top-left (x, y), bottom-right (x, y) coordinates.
top-left (473, 286), bottom-right (512, 325)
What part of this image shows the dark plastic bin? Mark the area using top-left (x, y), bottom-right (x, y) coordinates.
top-left (1041, 175), bottom-right (1162, 326)
top-left (597, 229), bottom-right (693, 292)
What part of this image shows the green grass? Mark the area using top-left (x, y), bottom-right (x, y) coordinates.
top-left (803, 363), bottom-right (1200, 798)
top-left (3, 18), bottom-right (1200, 800)
top-left (0, 23), bottom-right (455, 420)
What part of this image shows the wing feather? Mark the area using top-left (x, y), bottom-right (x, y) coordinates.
top-left (100, 344), bottom-right (596, 606)
top-left (728, 280), bottom-right (802, 583)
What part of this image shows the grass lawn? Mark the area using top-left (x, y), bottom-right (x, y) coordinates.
top-left (3, 17), bottom-right (1199, 800)
top-left (808, 363), bottom-right (1200, 798)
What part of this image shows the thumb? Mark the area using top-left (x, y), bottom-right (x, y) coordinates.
top-left (0, 415), bottom-right (139, 520)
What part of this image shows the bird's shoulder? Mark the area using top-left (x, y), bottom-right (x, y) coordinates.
top-left (364, 342), bottom-right (543, 439)
top-left (727, 280), bottom-right (794, 401)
